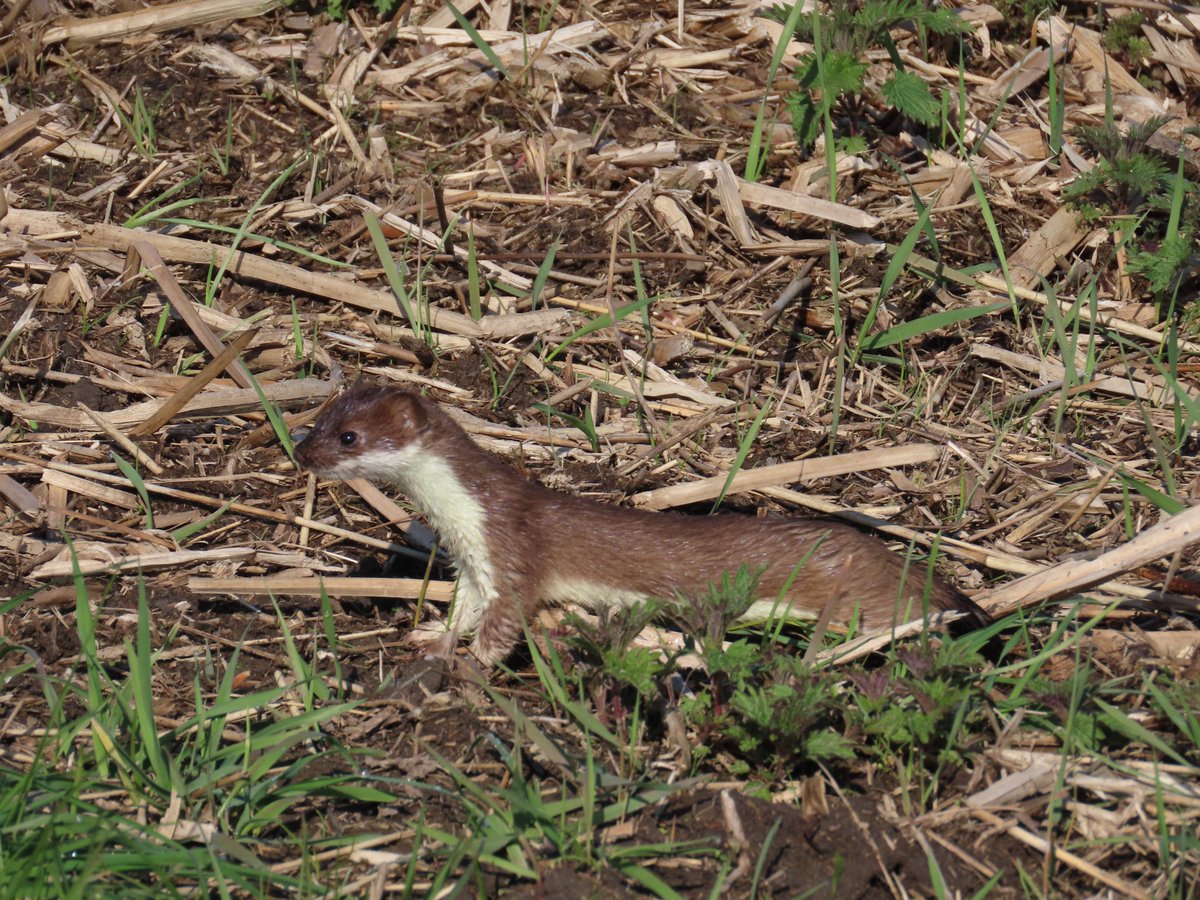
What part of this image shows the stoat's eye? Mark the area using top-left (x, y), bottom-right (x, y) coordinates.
top-left (339, 431), bottom-right (358, 448)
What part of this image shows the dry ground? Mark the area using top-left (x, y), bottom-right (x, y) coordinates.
top-left (2, 0), bottom-right (1200, 896)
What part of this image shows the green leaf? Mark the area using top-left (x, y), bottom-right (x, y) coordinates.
top-left (170, 501), bottom-right (232, 544)
top-left (546, 293), bottom-right (656, 362)
top-left (786, 51), bottom-right (867, 148)
top-left (364, 210), bottom-right (423, 340)
top-left (112, 452), bottom-right (154, 530)
top-left (1128, 233), bottom-right (1197, 296)
top-left (714, 398), bottom-right (772, 511)
top-left (619, 862), bottom-right (685, 898)
top-left (860, 301), bottom-right (1008, 352)
top-left (530, 239), bottom-right (559, 309)
top-left (836, 135), bottom-right (869, 155)
top-left (1117, 472), bottom-right (1184, 515)
top-left (785, 89), bottom-right (821, 149)
top-left (805, 729), bottom-right (856, 761)
top-left (1094, 698), bottom-right (1193, 767)
top-left (246, 372), bottom-right (295, 460)
top-left (128, 580), bottom-right (169, 786)
top-left (746, 0), bottom-right (808, 180)
top-left (531, 402), bottom-right (599, 452)
top-left (884, 70), bottom-right (939, 125)
top-left (816, 50), bottom-right (868, 98)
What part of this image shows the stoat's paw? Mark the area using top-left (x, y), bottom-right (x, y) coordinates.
top-left (404, 623), bottom-right (458, 659)
top-left (469, 623), bottom-right (526, 668)
top-left (467, 604), bottom-right (524, 668)
top-left (468, 635), bottom-right (511, 668)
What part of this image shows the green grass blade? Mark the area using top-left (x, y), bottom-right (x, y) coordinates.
top-left (860, 301), bottom-right (1008, 353)
top-left (745, 0), bottom-right (806, 181)
top-left (1048, 41), bottom-right (1063, 157)
top-left (122, 173), bottom-right (206, 227)
top-left (1117, 470), bottom-right (1184, 515)
top-left (527, 637), bottom-right (622, 749)
top-left (204, 156), bottom-right (304, 306)
top-left (750, 815), bottom-right (782, 899)
top-left (171, 501), bottom-right (232, 544)
top-left (245, 373), bottom-right (295, 461)
top-left (530, 239), bottom-right (559, 310)
top-left (111, 452), bottom-right (154, 530)
top-left (132, 217), bottom-right (346, 268)
top-left (363, 209), bottom-right (422, 339)
top-left (128, 578), bottom-right (170, 785)
top-left (443, 1), bottom-right (510, 78)
top-left (1094, 698), bottom-right (1193, 767)
top-left (68, 538), bottom-right (108, 773)
top-left (967, 165), bottom-right (1018, 314)
top-left (466, 226), bottom-right (482, 321)
top-left (532, 402), bottom-right (599, 452)
top-left (713, 398), bottom-right (772, 511)
top-left (1145, 680), bottom-right (1200, 749)
top-left (618, 862), bottom-right (685, 898)
top-left (547, 293), bottom-right (656, 363)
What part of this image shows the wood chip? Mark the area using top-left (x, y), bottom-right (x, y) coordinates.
top-left (634, 444), bottom-right (944, 510)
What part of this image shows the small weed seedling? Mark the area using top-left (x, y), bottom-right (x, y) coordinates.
top-left (1064, 115), bottom-right (1200, 315)
top-left (1101, 13), bottom-right (1153, 79)
top-left (843, 639), bottom-right (984, 811)
top-left (114, 86), bottom-right (165, 160)
top-left (562, 598), bottom-right (674, 730)
top-left (765, 0), bottom-right (972, 151)
top-left (665, 568), bottom-right (855, 781)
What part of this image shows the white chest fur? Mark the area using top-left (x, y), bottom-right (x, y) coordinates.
top-left (348, 445), bottom-right (497, 633)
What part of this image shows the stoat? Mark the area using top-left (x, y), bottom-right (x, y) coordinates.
top-left (296, 384), bottom-right (986, 665)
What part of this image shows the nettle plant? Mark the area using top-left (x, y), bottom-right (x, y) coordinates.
top-left (765, 0), bottom-right (972, 150)
top-left (563, 565), bottom-right (990, 784)
top-left (667, 569), bottom-right (856, 777)
top-left (562, 597), bottom-right (674, 725)
top-left (1101, 12), bottom-right (1153, 77)
top-left (1064, 115), bottom-right (1200, 313)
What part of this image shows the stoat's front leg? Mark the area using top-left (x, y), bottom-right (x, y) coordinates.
top-left (468, 592), bottom-right (525, 667)
top-left (404, 569), bottom-right (493, 660)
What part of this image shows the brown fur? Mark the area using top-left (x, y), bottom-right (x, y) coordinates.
top-left (297, 384), bottom-right (987, 664)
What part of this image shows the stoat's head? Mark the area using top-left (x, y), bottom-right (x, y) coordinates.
top-left (295, 383), bottom-right (430, 481)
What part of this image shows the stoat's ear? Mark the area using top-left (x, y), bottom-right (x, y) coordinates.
top-left (390, 391), bottom-right (429, 438)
